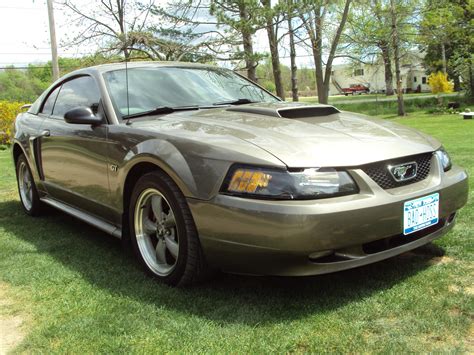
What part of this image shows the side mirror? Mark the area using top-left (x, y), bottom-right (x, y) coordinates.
top-left (64, 107), bottom-right (102, 125)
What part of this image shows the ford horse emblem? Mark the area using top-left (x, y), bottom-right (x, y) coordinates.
top-left (388, 162), bottom-right (418, 182)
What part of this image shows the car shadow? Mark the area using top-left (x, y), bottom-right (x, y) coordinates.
top-left (0, 199), bottom-right (446, 326)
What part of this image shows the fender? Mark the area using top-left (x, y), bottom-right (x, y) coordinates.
top-left (121, 139), bottom-right (197, 197)
top-left (12, 138), bottom-right (42, 186)
top-left (107, 138), bottom-right (200, 215)
top-left (12, 112), bottom-right (47, 187)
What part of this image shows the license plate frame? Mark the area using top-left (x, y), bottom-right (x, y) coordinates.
top-left (403, 193), bottom-right (440, 235)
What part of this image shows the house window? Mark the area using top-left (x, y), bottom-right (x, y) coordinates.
top-left (422, 77), bottom-right (427, 84)
top-left (414, 76), bottom-right (417, 82)
top-left (354, 69), bottom-right (364, 76)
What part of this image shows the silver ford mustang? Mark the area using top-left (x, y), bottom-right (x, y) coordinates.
top-left (13, 62), bottom-right (468, 286)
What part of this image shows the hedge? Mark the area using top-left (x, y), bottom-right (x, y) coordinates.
top-left (0, 101), bottom-right (26, 145)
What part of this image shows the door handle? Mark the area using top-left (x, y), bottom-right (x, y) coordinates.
top-left (39, 129), bottom-right (50, 137)
top-left (29, 130), bottom-right (50, 141)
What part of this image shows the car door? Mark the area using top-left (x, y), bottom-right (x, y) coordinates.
top-left (39, 75), bottom-right (113, 220)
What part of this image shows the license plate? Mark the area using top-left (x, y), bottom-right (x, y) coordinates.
top-left (403, 193), bottom-right (439, 235)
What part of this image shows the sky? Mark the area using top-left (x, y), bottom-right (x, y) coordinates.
top-left (0, 0), bottom-right (316, 69)
top-left (0, 0), bottom-right (90, 67)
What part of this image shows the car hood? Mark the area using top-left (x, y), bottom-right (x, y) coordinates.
top-left (132, 102), bottom-right (440, 168)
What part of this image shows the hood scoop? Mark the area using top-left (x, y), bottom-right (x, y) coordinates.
top-left (227, 104), bottom-right (340, 119)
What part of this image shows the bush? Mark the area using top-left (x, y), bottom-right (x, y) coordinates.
top-left (427, 72), bottom-right (454, 94)
top-left (262, 81), bottom-right (276, 93)
top-left (0, 101), bottom-right (26, 145)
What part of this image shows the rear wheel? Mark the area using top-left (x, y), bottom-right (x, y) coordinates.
top-left (16, 154), bottom-right (44, 216)
top-left (129, 170), bottom-right (211, 286)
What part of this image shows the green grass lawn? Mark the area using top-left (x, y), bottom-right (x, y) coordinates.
top-left (0, 112), bottom-right (473, 353)
top-left (300, 93), bottom-right (470, 117)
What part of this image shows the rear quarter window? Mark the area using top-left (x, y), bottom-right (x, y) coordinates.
top-left (41, 85), bottom-right (61, 115)
top-left (52, 76), bottom-right (100, 118)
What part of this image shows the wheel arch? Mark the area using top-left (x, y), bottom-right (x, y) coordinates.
top-left (120, 156), bottom-right (195, 240)
top-left (12, 142), bottom-right (25, 166)
top-left (123, 161), bottom-right (162, 214)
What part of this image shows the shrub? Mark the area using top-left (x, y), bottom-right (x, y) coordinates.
top-left (427, 72), bottom-right (454, 94)
top-left (0, 101), bottom-right (26, 145)
top-left (262, 81), bottom-right (276, 93)
top-left (335, 94), bottom-right (470, 116)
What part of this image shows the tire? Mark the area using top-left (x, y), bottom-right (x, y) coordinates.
top-left (128, 170), bottom-right (211, 286)
top-left (16, 154), bottom-right (44, 216)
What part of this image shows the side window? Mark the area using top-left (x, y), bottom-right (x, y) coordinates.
top-left (41, 85), bottom-right (61, 115)
top-left (52, 76), bottom-right (100, 118)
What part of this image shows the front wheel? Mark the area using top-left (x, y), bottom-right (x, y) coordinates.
top-left (129, 170), bottom-right (211, 286)
top-left (16, 154), bottom-right (44, 216)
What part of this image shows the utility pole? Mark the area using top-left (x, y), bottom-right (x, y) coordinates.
top-left (47, 0), bottom-right (60, 81)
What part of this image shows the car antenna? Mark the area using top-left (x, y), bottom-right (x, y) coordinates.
top-left (123, 7), bottom-right (131, 126)
top-left (125, 58), bottom-right (131, 125)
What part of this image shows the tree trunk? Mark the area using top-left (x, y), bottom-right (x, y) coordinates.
top-left (441, 43), bottom-right (447, 74)
top-left (313, 13), bottom-right (326, 104)
top-left (469, 59), bottom-right (474, 100)
top-left (117, 0), bottom-right (130, 60)
top-left (262, 0), bottom-right (285, 99)
top-left (321, 0), bottom-right (352, 104)
top-left (390, 0), bottom-right (405, 116)
top-left (265, 24), bottom-right (285, 98)
top-left (238, 3), bottom-right (257, 82)
top-left (380, 42), bottom-right (394, 95)
top-left (288, 0), bottom-right (298, 101)
top-left (242, 32), bottom-right (257, 82)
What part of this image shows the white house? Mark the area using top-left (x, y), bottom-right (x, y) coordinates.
top-left (328, 55), bottom-right (430, 95)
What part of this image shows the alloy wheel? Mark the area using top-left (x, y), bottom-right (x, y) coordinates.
top-left (134, 188), bottom-right (179, 276)
top-left (18, 160), bottom-right (33, 211)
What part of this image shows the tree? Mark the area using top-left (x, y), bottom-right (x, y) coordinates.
top-left (286, 0), bottom-right (299, 101)
top-left (420, 1), bottom-right (457, 74)
top-left (390, 0), bottom-right (405, 116)
top-left (344, 0), bottom-right (394, 95)
top-left (211, 0), bottom-right (264, 81)
top-left (297, 0), bottom-right (352, 104)
top-left (0, 67), bottom-right (49, 102)
top-left (150, 1), bottom-right (241, 62)
top-left (60, 0), bottom-right (156, 59)
top-left (260, 0), bottom-right (285, 98)
top-left (421, 0), bottom-right (474, 99)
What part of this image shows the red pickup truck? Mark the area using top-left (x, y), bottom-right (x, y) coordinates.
top-left (342, 84), bottom-right (370, 96)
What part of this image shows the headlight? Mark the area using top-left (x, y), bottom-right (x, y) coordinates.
top-left (435, 147), bottom-right (452, 172)
top-left (221, 165), bottom-right (359, 200)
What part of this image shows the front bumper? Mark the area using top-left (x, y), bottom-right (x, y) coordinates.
top-left (188, 160), bottom-right (468, 276)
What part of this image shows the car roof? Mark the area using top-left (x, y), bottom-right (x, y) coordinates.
top-left (69, 61), bottom-right (216, 76)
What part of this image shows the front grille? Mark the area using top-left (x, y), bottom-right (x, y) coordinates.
top-left (361, 152), bottom-right (433, 189)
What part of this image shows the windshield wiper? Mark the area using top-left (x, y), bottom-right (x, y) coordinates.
top-left (123, 106), bottom-right (199, 119)
top-left (213, 98), bottom-right (259, 106)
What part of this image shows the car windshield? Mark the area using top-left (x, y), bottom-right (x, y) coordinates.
top-left (103, 66), bottom-right (279, 118)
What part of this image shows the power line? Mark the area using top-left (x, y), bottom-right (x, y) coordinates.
top-left (0, 66), bottom-right (79, 70)
top-left (0, 52), bottom-right (93, 55)
top-left (0, 6), bottom-right (43, 11)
